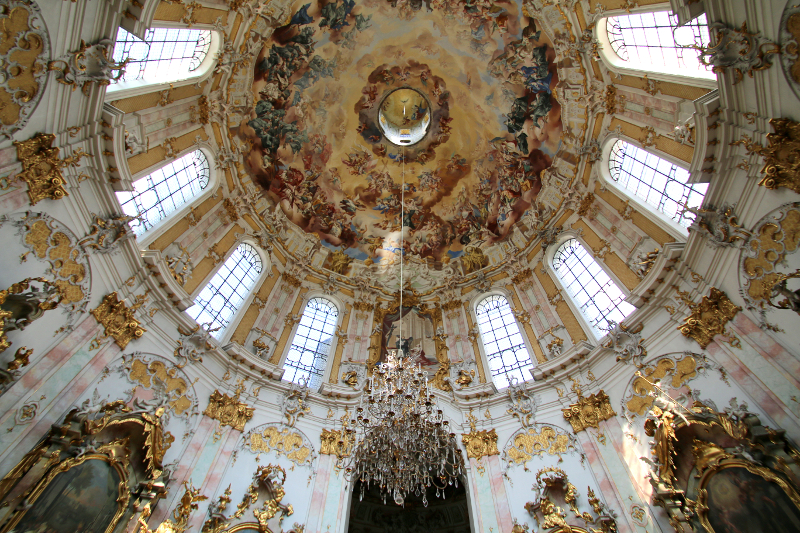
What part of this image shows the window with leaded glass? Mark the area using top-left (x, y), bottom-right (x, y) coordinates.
top-left (116, 150), bottom-right (210, 236)
top-left (606, 12), bottom-right (714, 79)
top-left (186, 243), bottom-right (263, 338)
top-left (608, 140), bottom-right (707, 227)
top-left (553, 239), bottom-right (635, 337)
top-left (283, 298), bottom-right (339, 388)
top-left (475, 294), bottom-right (532, 389)
top-left (112, 27), bottom-right (211, 85)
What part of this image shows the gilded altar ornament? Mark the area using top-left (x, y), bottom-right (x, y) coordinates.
top-left (140, 482), bottom-right (205, 533)
top-left (677, 288), bottom-right (742, 349)
top-left (0, 0), bottom-right (50, 139)
top-left (204, 384), bottom-right (254, 431)
top-left (562, 390), bottom-right (616, 433)
top-left (90, 292), bottom-right (147, 349)
top-left (232, 465), bottom-right (295, 528)
top-left (13, 133), bottom-right (91, 205)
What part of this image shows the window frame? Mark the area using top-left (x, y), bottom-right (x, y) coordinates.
top-left (546, 232), bottom-right (636, 341)
top-left (186, 239), bottom-right (271, 346)
top-left (124, 145), bottom-right (219, 250)
top-left (597, 135), bottom-right (701, 242)
top-left (105, 23), bottom-right (222, 100)
top-left (470, 289), bottom-right (536, 390)
top-left (594, 7), bottom-right (717, 89)
top-left (279, 291), bottom-right (345, 391)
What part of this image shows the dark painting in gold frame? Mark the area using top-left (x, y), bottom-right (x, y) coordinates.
top-left (697, 464), bottom-right (800, 533)
top-left (5, 456), bottom-right (127, 533)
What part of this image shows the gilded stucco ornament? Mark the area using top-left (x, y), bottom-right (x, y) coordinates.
top-left (740, 203), bottom-right (800, 317)
top-left (91, 292), bottom-right (147, 349)
top-left (696, 21), bottom-right (781, 83)
top-left (685, 203), bottom-right (751, 248)
top-left (280, 378), bottom-right (310, 426)
top-left (174, 323), bottom-right (217, 367)
top-left (78, 212), bottom-right (136, 254)
top-left (504, 424), bottom-right (577, 466)
top-left (733, 118), bottom-right (800, 193)
top-left (320, 427), bottom-right (354, 459)
top-left (602, 321), bottom-right (646, 365)
top-left (0, 0), bottom-right (50, 139)
top-left (562, 390), bottom-right (616, 433)
top-left (524, 467), bottom-right (617, 532)
top-left (13, 133), bottom-right (91, 205)
top-left (47, 38), bottom-right (128, 94)
top-left (677, 288), bottom-right (742, 349)
top-left (243, 423), bottom-right (316, 465)
top-left (506, 376), bottom-right (539, 428)
top-left (642, 399), bottom-right (800, 533)
top-left (461, 428), bottom-right (499, 460)
top-left (204, 382), bottom-right (254, 431)
top-left (0, 276), bottom-right (59, 353)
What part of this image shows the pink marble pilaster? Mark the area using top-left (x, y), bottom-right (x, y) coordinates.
top-left (486, 455), bottom-right (513, 532)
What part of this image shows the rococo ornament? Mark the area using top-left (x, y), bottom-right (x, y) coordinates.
top-left (562, 390), bottom-right (616, 433)
top-left (677, 288), bottom-right (742, 349)
top-left (203, 383), bottom-right (254, 431)
top-left (90, 292), bottom-right (147, 349)
top-left (13, 133), bottom-right (91, 205)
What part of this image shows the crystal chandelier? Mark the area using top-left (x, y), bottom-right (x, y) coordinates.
top-left (340, 350), bottom-right (465, 506)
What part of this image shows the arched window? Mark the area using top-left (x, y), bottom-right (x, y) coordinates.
top-left (608, 140), bottom-right (707, 227)
top-left (111, 27), bottom-right (212, 87)
top-left (553, 239), bottom-right (635, 337)
top-left (283, 298), bottom-right (339, 388)
top-left (116, 150), bottom-right (210, 236)
top-left (475, 294), bottom-right (533, 389)
top-left (186, 243), bottom-right (263, 338)
top-left (606, 11), bottom-right (714, 79)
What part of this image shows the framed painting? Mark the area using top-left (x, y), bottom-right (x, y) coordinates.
top-left (4, 455), bottom-right (128, 533)
top-left (697, 463), bottom-right (800, 533)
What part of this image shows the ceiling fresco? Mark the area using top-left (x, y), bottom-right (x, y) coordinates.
top-left (236, 0), bottom-right (563, 264)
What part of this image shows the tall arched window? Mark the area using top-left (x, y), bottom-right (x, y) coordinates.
top-left (553, 239), bottom-right (635, 337)
top-left (187, 243), bottom-right (263, 338)
top-left (116, 150), bottom-right (210, 236)
top-left (111, 27), bottom-right (212, 87)
top-left (609, 140), bottom-right (707, 227)
top-left (605, 12), bottom-right (713, 79)
top-left (283, 298), bottom-right (339, 388)
top-left (475, 294), bottom-right (533, 389)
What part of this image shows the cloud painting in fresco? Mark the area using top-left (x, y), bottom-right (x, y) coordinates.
top-left (235, 0), bottom-right (562, 262)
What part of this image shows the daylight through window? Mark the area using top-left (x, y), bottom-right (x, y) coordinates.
top-left (283, 297), bottom-right (339, 389)
top-left (116, 150), bottom-right (210, 236)
top-left (187, 243), bottom-right (263, 338)
top-left (475, 294), bottom-right (533, 389)
top-left (606, 12), bottom-right (713, 79)
top-left (112, 27), bottom-right (211, 85)
top-left (553, 239), bottom-right (635, 337)
top-left (609, 140), bottom-right (707, 227)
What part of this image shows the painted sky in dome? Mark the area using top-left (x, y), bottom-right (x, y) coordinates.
top-left (236, 0), bottom-right (562, 263)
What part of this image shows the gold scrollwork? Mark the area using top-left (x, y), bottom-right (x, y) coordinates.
top-left (562, 390), bottom-right (616, 433)
top-left (247, 425), bottom-right (313, 465)
top-left (204, 386), bottom-right (254, 432)
top-left (677, 288), bottom-right (742, 349)
top-left (320, 428), bottom-right (353, 459)
top-left (461, 428), bottom-right (499, 460)
top-left (90, 292), bottom-right (147, 349)
top-left (13, 133), bottom-right (91, 205)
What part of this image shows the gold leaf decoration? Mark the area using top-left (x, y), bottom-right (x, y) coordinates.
top-left (562, 391), bottom-right (616, 433)
top-left (505, 426), bottom-right (572, 465)
top-left (90, 292), bottom-right (146, 349)
top-left (13, 133), bottom-right (90, 205)
top-left (0, 0), bottom-right (49, 138)
top-left (203, 389), bottom-right (254, 431)
top-left (677, 288), bottom-right (742, 349)
top-left (320, 428), bottom-right (352, 459)
top-left (248, 425), bottom-right (313, 465)
top-left (461, 428), bottom-right (499, 459)
top-left (127, 357), bottom-right (192, 415)
top-left (754, 118), bottom-right (800, 193)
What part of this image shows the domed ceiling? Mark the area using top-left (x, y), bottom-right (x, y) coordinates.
top-left (238, 0), bottom-right (563, 265)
